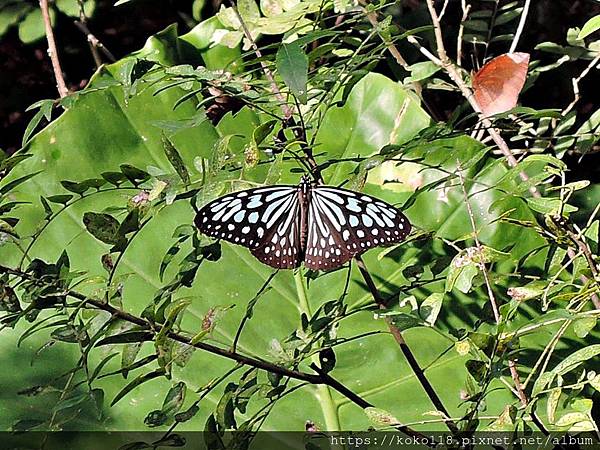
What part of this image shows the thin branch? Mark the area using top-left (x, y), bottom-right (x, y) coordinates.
top-left (457, 0), bottom-right (471, 67)
top-left (40, 0), bottom-right (68, 98)
top-left (438, 0), bottom-right (451, 21)
top-left (509, 0), bottom-right (532, 54)
top-left (359, 1), bottom-right (410, 70)
top-left (457, 164), bottom-right (533, 411)
top-left (565, 231), bottom-right (600, 309)
top-left (232, 270), bottom-right (277, 353)
top-left (508, 359), bottom-right (528, 407)
top-left (74, 21), bottom-right (117, 66)
top-left (425, 0), bottom-right (449, 61)
top-left (354, 255), bottom-right (459, 435)
top-left (562, 53), bottom-right (600, 117)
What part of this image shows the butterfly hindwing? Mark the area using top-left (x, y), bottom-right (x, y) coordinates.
top-left (304, 186), bottom-right (411, 270)
top-left (250, 193), bottom-right (302, 269)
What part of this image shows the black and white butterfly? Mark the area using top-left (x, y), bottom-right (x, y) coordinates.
top-left (194, 176), bottom-right (411, 271)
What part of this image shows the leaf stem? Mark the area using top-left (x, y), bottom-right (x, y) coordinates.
top-left (293, 270), bottom-right (341, 431)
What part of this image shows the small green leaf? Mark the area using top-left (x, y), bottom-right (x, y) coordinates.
top-left (91, 388), bottom-right (104, 420)
top-left (0, 171), bottom-right (42, 195)
top-left (553, 344), bottom-right (600, 377)
top-left (51, 325), bottom-right (80, 343)
top-left (216, 390), bottom-right (236, 430)
top-left (118, 209), bottom-right (140, 237)
top-left (102, 171), bottom-right (127, 186)
top-left (495, 7), bottom-right (522, 26)
top-left (54, 392), bottom-right (90, 412)
top-left (276, 41), bottom-right (308, 103)
top-left (39, 196), bottom-right (52, 216)
top-left (11, 419), bottom-right (46, 432)
top-left (144, 410), bottom-right (169, 427)
top-left (95, 330), bottom-right (154, 346)
top-left (55, 0), bottom-right (95, 18)
top-left (555, 412), bottom-right (590, 427)
top-left (162, 381), bottom-right (187, 415)
top-left (419, 293), bottom-right (443, 326)
top-left (547, 388), bottom-right (561, 424)
top-left (111, 369), bottom-right (165, 406)
top-left (573, 317), bottom-right (597, 338)
top-left (466, 359), bottom-right (487, 383)
top-left (388, 312), bottom-right (422, 331)
top-left (61, 180), bottom-right (90, 195)
top-left (162, 135), bottom-right (190, 185)
top-left (46, 194), bottom-right (73, 205)
top-left (83, 212), bottom-right (120, 245)
top-left (486, 405), bottom-right (516, 431)
top-left (175, 404), bottom-right (200, 423)
top-left (577, 15), bottom-right (600, 40)
top-left (120, 164), bottom-right (150, 185)
top-left (406, 61), bottom-right (441, 82)
top-left (19, 8), bottom-right (52, 44)
top-left (526, 197), bottom-right (576, 215)
top-left (90, 352), bottom-right (119, 381)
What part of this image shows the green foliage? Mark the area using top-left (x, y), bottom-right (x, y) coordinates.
top-left (0, 0), bottom-right (95, 44)
top-left (0, 0), bottom-right (599, 445)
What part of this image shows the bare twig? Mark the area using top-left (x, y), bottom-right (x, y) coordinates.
top-left (40, 0), bottom-right (68, 98)
top-left (509, 0), bottom-right (532, 54)
top-left (74, 21), bottom-right (116, 66)
top-left (354, 255), bottom-right (459, 434)
top-left (457, 0), bottom-right (471, 67)
top-left (232, 270), bottom-right (277, 352)
top-left (438, 0), bottom-right (451, 21)
top-left (508, 359), bottom-right (528, 407)
top-left (359, 1), bottom-right (410, 70)
top-left (566, 233), bottom-right (600, 309)
top-left (425, 0), bottom-right (449, 62)
top-left (562, 53), bottom-right (600, 117)
top-left (457, 165), bottom-right (532, 408)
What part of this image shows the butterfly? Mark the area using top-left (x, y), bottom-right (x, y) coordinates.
top-left (472, 52), bottom-right (530, 117)
top-left (194, 176), bottom-right (411, 271)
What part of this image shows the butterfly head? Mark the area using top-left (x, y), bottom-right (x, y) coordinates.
top-left (299, 174), bottom-right (313, 194)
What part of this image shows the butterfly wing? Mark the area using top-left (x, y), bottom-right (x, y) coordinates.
top-left (194, 185), bottom-right (302, 269)
top-left (473, 52), bottom-right (529, 116)
top-left (304, 186), bottom-right (411, 271)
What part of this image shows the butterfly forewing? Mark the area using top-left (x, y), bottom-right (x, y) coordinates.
top-left (195, 185), bottom-right (294, 249)
top-left (304, 186), bottom-right (411, 270)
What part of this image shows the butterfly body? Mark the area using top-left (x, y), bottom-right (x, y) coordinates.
top-left (195, 176), bottom-right (411, 271)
